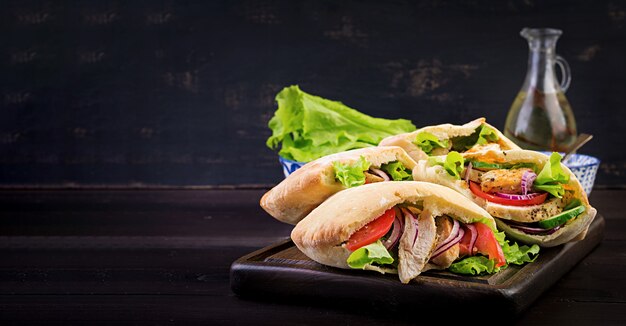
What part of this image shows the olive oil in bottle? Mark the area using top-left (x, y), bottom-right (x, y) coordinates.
top-left (505, 89), bottom-right (577, 152)
top-left (504, 28), bottom-right (578, 152)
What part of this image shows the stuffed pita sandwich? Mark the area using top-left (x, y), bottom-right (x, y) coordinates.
top-left (291, 181), bottom-right (539, 284)
top-left (412, 149), bottom-right (597, 247)
top-left (261, 146), bottom-right (418, 225)
top-left (379, 117), bottom-right (520, 162)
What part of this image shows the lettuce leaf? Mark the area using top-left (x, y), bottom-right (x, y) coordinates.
top-left (564, 198), bottom-right (582, 210)
top-left (414, 132), bottom-right (449, 155)
top-left (333, 156), bottom-right (371, 188)
top-left (449, 256), bottom-right (496, 275)
top-left (468, 161), bottom-right (537, 172)
top-left (533, 184), bottom-right (565, 198)
top-left (534, 152), bottom-right (570, 198)
top-left (347, 240), bottom-right (394, 269)
top-left (451, 124), bottom-right (499, 151)
top-left (428, 151), bottom-right (465, 179)
top-left (266, 85), bottom-right (416, 162)
top-left (476, 125), bottom-right (499, 145)
top-left (381, 161), bottom-right (412, 181)
top-left (495, 231), bottom-right (540, 266)
top-left (448, 231), bottom-right (539, 276)
top-left (444, 151), bottom-right (465, 179)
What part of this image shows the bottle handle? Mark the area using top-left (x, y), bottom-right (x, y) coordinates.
top-left (555, 55), bottom-right (571, 92)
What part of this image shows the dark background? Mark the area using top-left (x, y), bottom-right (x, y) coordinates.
top-left (1, 0), bottom-right (624, 188)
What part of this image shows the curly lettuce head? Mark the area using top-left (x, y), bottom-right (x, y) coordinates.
top-left (266, 85), bottom-right (416, 162)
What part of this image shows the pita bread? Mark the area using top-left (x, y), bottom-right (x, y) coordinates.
top-left (412, 149), bottom-right (596, 247)
top-left (379, 117), bottom-right (520, 162)
top-left (291, 181), bottom-right (497, 283)
top-left (261, 146), bottom-right (418, 225)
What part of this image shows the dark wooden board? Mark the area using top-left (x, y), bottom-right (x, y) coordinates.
top-left (231, 214), bottom-right (605, 316)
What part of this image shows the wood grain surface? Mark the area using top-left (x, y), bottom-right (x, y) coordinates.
top-left (0, 1), bottom-right (624, 187)
top-left (231, 215), bottom-right (605, 316)
top-left (0, 188), bottom-right (624, 324)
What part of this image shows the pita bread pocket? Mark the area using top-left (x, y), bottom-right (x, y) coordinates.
top-left (379, 117), bottom-right (520, 162)
top-left (412, 149), bottom-right (597, 247)
top-left (291, 181), bottom-right (539, 284)
top-left (261, 146), bottom-right (417, 225)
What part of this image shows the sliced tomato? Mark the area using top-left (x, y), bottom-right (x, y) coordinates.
top-left (345, 208), bottom-right (396, 251)
top-left (469, 182), bottom-right (547, 206)
top-left (474, 222), bottom-right (506, 267)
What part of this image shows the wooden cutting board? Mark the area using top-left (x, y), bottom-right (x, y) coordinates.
top-left (231, 215), bottom-right (604, 315)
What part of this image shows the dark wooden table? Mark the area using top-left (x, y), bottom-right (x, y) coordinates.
top-left (0, 188), bottom-right (624, 324)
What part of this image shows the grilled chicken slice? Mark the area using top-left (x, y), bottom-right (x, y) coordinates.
top-left (430, 216), bottom-right (460, 268)
top-left (398, 208), bottom-right (437, 284)
top-left (480, 168), bottom-right (533, 194)
top-left (364, 171), bottom-right (384, 184)
top-left (485, 197), bottom-right (564, 222)
top-left (465, 168), bottom-right (484, 183)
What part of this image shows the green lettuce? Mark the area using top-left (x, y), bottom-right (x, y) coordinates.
top-left (428, 151), bottom-right (465, 179)
top-left (266, 85), bottom-right (416, 162)
top-left (414, 132), bottom-right (449, 155)
top-left (564, 199), bottom-right (582, 210)
top-left (451, 124), bottom-right (500, 151)
top-left (381, 161), bottom-right (412, 181)
top-left (534, 184), bottom-right (565, 198)
top-left (476, 125), bottom-right (499, 145)
top-left (444, 152), bottom-right (465, 179)
top-left (449, 256), bottom-right (496, 275)
top-left (469, 161), bottom-right (537, 171)
top-left (333, 156), bottom-right (371, 188)
top-left (347, 240), bottom-right (394, 269)
top-left (534, 152), bottom-right (570, 198)
top-left (448, 231), bottom-right (539, 276)
top-left (496, 231), bottom-right (540, 266)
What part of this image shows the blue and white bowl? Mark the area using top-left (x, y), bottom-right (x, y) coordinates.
top-left (541, 152), bottom-right (601, 195)
top-left (563, 153), bottom-right (601, 195)
top-left (279, 156), bottom-right (306, 178)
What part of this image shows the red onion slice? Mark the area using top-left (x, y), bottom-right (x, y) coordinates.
top-left (521, 170), bottom-right (537, 195)
top-left (383, 212), bottom-right (403, 250)
top-left (505, 220), bottom-right (561, 235)
top-left (434, 219), bottom-right (460, 252)
top-left (397, 208), bottom-right (405, 230)
top-left (465, 224), bottom-right (478, 255)
top-left (431, 228), bottom-right (465, 259)
top-left (494, 192), bottom-right (543, 200)
top-left (370, 168), bottom-right (391, 181)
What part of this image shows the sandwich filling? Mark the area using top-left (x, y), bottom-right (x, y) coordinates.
top-left (343, 203), bottom-right (539, 282)
top-left (332, 156), bottom-right (412, 188)
top-left (430, 151), bottom-right (586, 236)
top-left (413, 124), bottom-right (505, 157)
